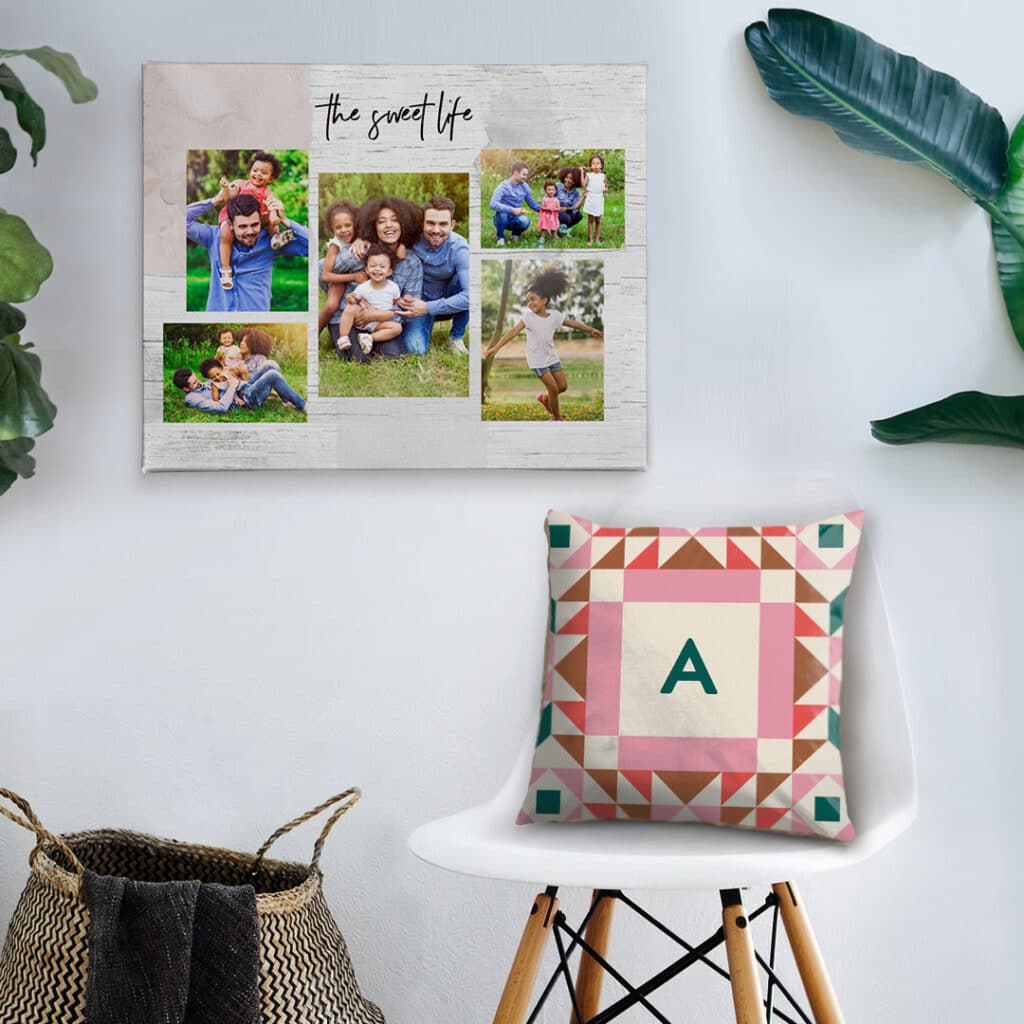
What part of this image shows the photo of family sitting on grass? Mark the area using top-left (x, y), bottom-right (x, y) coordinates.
top-left (163, 323), bottom-right (307, 422)
top-left (186, 149), bottom-right (309, 312)
top-left (480, 149), bottom-right (625, 250)
top-left (482, 258), bottom-right (604, 422)
top-left (316, 172), bottom-right (471, 399)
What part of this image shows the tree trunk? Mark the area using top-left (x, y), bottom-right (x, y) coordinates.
top-left (482, 259), bottom-right (513, 403)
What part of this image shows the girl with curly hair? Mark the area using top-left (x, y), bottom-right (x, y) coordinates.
top-left (484, 266), bottom-right (602, 421)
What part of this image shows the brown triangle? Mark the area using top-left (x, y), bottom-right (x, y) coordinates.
top-left (720, 806), bottom-right (754, 827)
top-left (621, 804), bottom-right (651, 821)
top-left (793, 641), bottom-right (827, 700)
top-left (655, 770), bottom-right (718, 804)
top-left (560, 571), bottom-right (591, 602)
top-left (795, 574), bottom-right (828, 604)
top-left (593, 540), bottom-right (625, 569)
top-left (660, 539), bottom-right (724, 570)
top-left (588, 770), bottom-right (620, 802)
top-left (756, 772), bottom-right (790, 805)
top-left (627, 526), bottom-right (660, 536)
top-left (792, 739), bottom-right (826, 771)
top-left (555, 638), bottom-right (588, 698)
top-left (761, 539), bottom-right (793, 570)
top-left (727, 526), bottom-right (758, 536)
top-left (554, 735), bottom-right (584, 765)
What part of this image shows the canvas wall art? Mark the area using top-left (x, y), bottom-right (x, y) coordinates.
top-left (143, 64), bottom-right (646, 470)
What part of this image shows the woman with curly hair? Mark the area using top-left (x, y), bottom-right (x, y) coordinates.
top-left (334, 196), bottom-right (424, 361)
top-left (484, 266), bottom-right (602, 421)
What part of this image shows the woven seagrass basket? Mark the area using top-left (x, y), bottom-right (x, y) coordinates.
top-left (0, 786), bottom-right (385, 1023)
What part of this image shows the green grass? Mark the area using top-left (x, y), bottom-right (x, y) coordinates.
top-left (480, 170), bottom-right (625, 250)
top-left (483, 355), bottom-right (604, 421)
top-left (186, 250), bottom-right (309, 312)
top-left (317, 328), bottom-right (469, 398)
top-left (163, 349), bottom-right (308, 423)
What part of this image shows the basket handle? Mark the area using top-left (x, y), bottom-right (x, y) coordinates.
top-left (249, 788), bottom-right (362, 877)
top-left (0, 787), bottom-right (85, 878)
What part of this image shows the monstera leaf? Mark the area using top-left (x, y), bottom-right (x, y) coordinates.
top-left (871, 391), bottom-right (1024, 448)
top-left (0, 210), bottom-right (53, 302)
top-left (745, 9), bottom-right (1009, 201)
top-left (0, 335), bottom-right (56, 441)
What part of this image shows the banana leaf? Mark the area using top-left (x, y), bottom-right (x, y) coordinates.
top-left (871, 391), bottom-right (1024, 447)
top-left (989, 116), bottom-right (1024, 351)
top-left (745, 9), bottom-right (1008, 201)
top-left (0, 335), bottom-right (56, 441)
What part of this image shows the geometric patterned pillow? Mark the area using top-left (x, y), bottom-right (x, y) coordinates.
top-left (516, 509), bottom-right (864, 840)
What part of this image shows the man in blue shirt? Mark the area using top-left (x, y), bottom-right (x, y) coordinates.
top-left (488, 162), bottom-right (540, 245)
top-left (172, 366), bottom-right (306, 413)
top-left (185, 182), bottom-right (309, 313)
top-left (398, 196), bottom-right (470, 355)
top-left (556, 169), bottom-right (584, 235)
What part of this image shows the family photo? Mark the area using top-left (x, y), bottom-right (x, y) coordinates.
top-left (480, 149), bottom-right (626, 250)
top-left (316, 173), bottom-right (471, 398)
top-left (481, 258), bottom-right (605, 422)
top-left (162, 323), bottom-right (308, 422)
top-left (185, 149), bottom-right (309, 312)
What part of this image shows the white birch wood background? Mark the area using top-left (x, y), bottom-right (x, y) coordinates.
top-left (142, 63), bottom-right (646, 470)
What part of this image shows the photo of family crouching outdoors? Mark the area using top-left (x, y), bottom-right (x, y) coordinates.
top-left (316, 173), bottom-right (471, 399)
top-left (163, 324), bottom-right (307, 423)
top-left (481, 149), bottom-right (626, 250)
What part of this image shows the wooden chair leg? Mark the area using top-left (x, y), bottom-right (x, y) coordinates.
top-left (570, 890), bottom-right (616, 1023)
top-left (721, 889), bottom-right (767, 1024)
top-left (493, 889), bottom-right (560, 1024)
top-left (772, 882), bottom-right (843, 1024)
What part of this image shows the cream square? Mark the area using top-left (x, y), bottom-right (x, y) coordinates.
top-left (618, 602), bottom-right (760, 738)
top-left (584, 734), bottom-right (619, 769)
top-left (590, 569), bottom-right (624, 603)
top-left (760, 570), bottom-right (795, 603)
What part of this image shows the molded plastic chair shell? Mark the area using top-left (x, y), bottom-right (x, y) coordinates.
top-left (409, 482), bottom-right (917, 891)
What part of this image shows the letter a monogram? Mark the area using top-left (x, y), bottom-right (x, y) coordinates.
top-left (660, 638), bottom-right (717, 695)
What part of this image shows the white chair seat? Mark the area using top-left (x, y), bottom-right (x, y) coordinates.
top-left (409, 481), bottom-right (917, 891)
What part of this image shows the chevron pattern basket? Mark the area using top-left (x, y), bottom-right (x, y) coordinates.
top-left (0, 787), bottom-right (385, 1024)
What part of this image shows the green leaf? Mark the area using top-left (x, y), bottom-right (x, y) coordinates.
top-left (0, 127), bottom-right (15, 173)
top-left (989, 116), bottom-right (1024, 351)
top-left (0, 210), bottom-right (53, 302)
top-left (0, 64), bottom-right (45, 164)
top-left (0, 435), bottom-right (36, 495)
top-left (0, 47), bottom-right (97, 103)
top-left (745, 9), bottom-right (1008, 201)
top-left (871, 391), bottom-right (1024, 447)
top-left (0, 334), bottom-right (57, 441)
top-left (0, 303), bottom-right (25, 336)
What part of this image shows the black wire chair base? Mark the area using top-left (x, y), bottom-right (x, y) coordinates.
top-left (525, 887), bottom-right (815, 1024)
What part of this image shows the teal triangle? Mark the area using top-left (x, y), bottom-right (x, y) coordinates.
top-left (830, 587), bottom-right (849, 635)
top-left (828, 708), bottom-right (840, 749)
top-left (537, 703), bottom-right (553, 745)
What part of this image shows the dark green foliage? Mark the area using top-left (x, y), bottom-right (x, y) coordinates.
top-left (871, 392), bottom-right (1024, 447)
top-left (318, 172), bottom-right (470, 229)
top-left (481, 259), bottom-right (604, 338)
top-left (481, 149), bottom-right (625, 191)
top-left (0, 46), bottom-right (96, 494)
top-left (745, 10), bottom-right (1008, 197)
top-left (991, 116), bottom-right (1024, 351)
top-left (0, 336), bottom-right (56, 441)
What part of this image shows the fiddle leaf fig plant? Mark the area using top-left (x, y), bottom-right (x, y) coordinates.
top-left (0, 47), bottom-right (96, 496)
top-left (746, 9), bottom-right (1024, 449)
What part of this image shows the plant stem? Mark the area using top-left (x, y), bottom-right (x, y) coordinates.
top-left (979, 199), bottom-right (1024, 250)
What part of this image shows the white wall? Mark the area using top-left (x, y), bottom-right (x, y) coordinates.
top-left (2, 1), bottom-right (1020, 1019)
